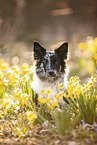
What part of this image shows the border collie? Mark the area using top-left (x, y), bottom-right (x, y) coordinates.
top-left (32, 41), bottom-right (68, 102)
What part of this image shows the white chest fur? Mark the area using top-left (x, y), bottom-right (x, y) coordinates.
top-left (31, 65), bottom-right (68, 97)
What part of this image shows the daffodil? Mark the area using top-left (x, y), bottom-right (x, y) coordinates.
top-left (22, 68), bottom-right (29, 75)
top-left (1, 94), bottom-right (14, 109)
top-left (9, 74), bottom-right (19, 85)
top-left (45, 96), bottom-right (51, 102)
top-left (2, 78), bottom-right (9, 86)
top-left (74, 85), bottom-right (82, 95)
top-left (51, 101), bottom-right (59, 108)
top-left (79, 43), bottom-right (86, 50)
top-left (44, 88), bottom-right (52, 94)
top-left (66, 93), bottom-right (72, 98)
top-left (40, 88), bottom-right (45, 94)
top-left (14, 88), bottom-right (22, 98)
top-left (59, 91), bottom-right (66, 98)
top-left (26, 111), bottom-right (37, 121)
top-left (5, 69), bottom-right (14, 76)
top-left (70, 76), bottom-right (80, 84)
top-left (1, 99), bottom-right (9, 108)
top-left (21, 99), bottom-right (27, 105)
top-left (0, 70), bottom-right (4, 79)
top-left (19, 74), bottom-right (29, 85)
top-left (88, 76), bottom-right (96, 86)
top-left (54, 93), bottom-right (60, 100)
top-left (18, 93), bottom-right (29, 105)
top-left (94, 53), bottom-right (97, 60)
top-left (78, 37), bottom-right (97, 69)
top-left (38, 95), bottom-right (45, 104)
top-left (0, 62), bottom-right (9, 70)
top-left (11, 64), bottom-right (20, 71)
top-left (11, 65), bottom-right (20, 75)
top-left (21, 63), bottom-right (29, 70)
top-left (57, 83), bottom-right (64, 89)
top-left (21, 93), bottom-right (29, 100)
top-left (47, 103), bottom-right (52, 109)
top-left (66, 76), bottom-right (83, 97)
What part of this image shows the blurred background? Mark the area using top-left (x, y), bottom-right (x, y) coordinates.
top-left (0, 0), bottom-right (97, 80)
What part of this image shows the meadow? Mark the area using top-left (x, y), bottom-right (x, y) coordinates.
top-left (0, 37), bottom-right (97, 144)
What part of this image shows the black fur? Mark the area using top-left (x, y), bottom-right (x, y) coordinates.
top-left (33, 41), bottom-right (68, 83)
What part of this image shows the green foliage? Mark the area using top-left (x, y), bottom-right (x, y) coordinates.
top-left (0, 57), bottom-right (97, 139)
top-left (51, 106), bottom-right (75, 135)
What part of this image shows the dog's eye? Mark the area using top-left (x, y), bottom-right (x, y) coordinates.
top-left (53, 60), bottom-right (58, 65)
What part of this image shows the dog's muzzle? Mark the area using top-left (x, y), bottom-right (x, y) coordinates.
top-left (48, 71), bottom-right (56, 77)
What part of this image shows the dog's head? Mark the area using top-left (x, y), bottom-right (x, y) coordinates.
top-left (33, 41), bottom-right (68, 83)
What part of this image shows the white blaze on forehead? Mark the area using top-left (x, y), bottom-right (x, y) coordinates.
top-left (45, 52), bottom-right (54, 70)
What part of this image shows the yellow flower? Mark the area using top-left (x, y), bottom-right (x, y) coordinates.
top-left (21, 99), bottom-right (27, 105)
top-left (54, 93), bottom-right (60, 99)
top-left (1, 100), bottom-right (9, 108)
top-left (11, 65), bottom-right (20, 71)
top-left (5, 69), bottom-right (13, 77)
top-left (78, 43), bottom-right (86, 50)
top-left (40, 88), bottom-right (45, 94)
top-left (47, 103), bottom-right (52, 109)
top-left (87, 40), bottom-right (97, 54)
top-left (45, 88), bottom-right (52, 94)
top-left (18, 93), bottom-right (29, 104)
top-left (87, 40), bottom-right (95, 54)
top-left (94, 53), bottom-right (97, 60)
top-left (2, 78), bottom-right (9, 86)
top-left (21, 63), bottom-right (29, 70)
top-left (1, 94), bottom-right (14, 109)
top-left (88, 76), bottom-right (96, 86)
top-left (70, 76), bottom-right (80, 84)
top-left (66, 93), bottom-right (72, 98)
top-left (52, 101), bottom-right (59, 108)
top-left (26, 111), bottom-right (37, 121)
top-left (9, 74), bottom-right (19, 85)
top-left (90, 56), bottom-right (94, 59)
top-left (83, 76), bottom-right (96, 91)
top-left (74, 85), bottom-right (82, 95)
top-left (66, 76), bottom-right (83, 96)
top-left (14, 88), bottom-right (22, 98)
top-left (57, 83), bottom-right (64, 89)
top-left (45, 96), bottom-right (51, 102)
top-left (11, 65), bottom-right (20, 75)
top-left (14, 88), bottom-right (22, 95)
top-left (0, 70), bottom-right (4, 79)
top-left (94, 37), bottom-right (97, 43)
top-left (38, 95), bottom-right (45, 104)
top-left (22, 68), bottom-right (30, 75)
top-left (0, 62), bottom-right (9, 70)
top-left (59, 91), bottom-right (66, 98)
top-left (20, 74), bottom-right (29, 84)
top-left (3, 110), bottom-right (8, 115)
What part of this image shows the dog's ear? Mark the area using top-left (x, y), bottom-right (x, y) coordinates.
top-left (55, 42), bottom-right (68, 59)
top-left (33, 41), bottom-right (46, 60)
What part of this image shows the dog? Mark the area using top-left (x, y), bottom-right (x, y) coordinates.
top-left (32, 41), bottom-right (68, 104)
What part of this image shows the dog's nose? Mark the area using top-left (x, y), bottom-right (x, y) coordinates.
top-left (49, 71), bottom-right (55, 76)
